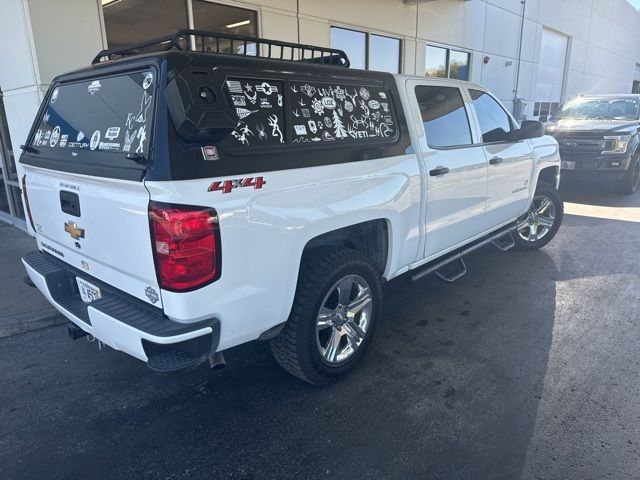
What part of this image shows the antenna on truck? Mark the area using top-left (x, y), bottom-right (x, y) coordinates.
top-left (92, 29), bottom-right (351, 68)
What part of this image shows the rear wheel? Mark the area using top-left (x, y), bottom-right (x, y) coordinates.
top-left (270, 248), bottom-right (382, 385)
top-left (619, 157), bottom-right (640, 195)
top-left (513, 182), bottom-right (564, 251)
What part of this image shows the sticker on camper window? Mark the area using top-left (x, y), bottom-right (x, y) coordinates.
top-left (224, 78), bottom-right (286, 147)
top-left (288, 81), bottom-right (398, 144)
top-left (30, 70), bottom-right (155, 156)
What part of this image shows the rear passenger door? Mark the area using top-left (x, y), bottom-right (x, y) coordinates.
top-left (408, 81), bottom-right (488, 259)
top-left (467, 89), bottom-right (534, 229)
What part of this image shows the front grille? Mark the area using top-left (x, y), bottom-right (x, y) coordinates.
top-left (556, 137), bottom-right (609, 153)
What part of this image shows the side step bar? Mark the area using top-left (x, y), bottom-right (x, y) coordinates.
top-left (410, 224), bottom-right (517, 283)
top-left (434, 257), bottom-right (467, 283)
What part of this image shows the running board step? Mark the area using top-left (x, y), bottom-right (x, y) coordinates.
top-left (410, 222), bottom-right (518, 283)
top-left (492, 231), bottom-right (515, 251)
top-left (434, 257), bottom-right (467, 283)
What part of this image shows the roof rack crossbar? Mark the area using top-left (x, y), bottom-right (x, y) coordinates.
top-left (92, 29), bottom-right (350, 67)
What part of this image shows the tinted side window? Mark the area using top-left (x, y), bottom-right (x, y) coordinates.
top-left (415, 85), bottom-right (472, 148)
top-left (470, 89), bottom-right (513, 143)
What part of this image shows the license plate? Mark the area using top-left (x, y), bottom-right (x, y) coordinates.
top-left (561, 160), bottom-right (575, 170)
top-left (76, 277), bottom-right (102, 304)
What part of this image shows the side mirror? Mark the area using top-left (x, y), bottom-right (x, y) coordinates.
top-left (516, 120), bottom-right (545, 140)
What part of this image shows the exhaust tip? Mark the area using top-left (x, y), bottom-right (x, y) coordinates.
top-left (208, 351), bottom-right (226, 370)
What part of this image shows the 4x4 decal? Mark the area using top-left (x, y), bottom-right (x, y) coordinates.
top-left (208, 177), bottom-right (267, 194)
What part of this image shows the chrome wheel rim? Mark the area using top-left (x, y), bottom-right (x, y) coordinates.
top-left (517, 194), bottom-right (556, 243)
top-left (316, 274), bottom-right (373, 365)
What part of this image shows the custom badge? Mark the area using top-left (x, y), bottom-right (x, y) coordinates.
top-left (50, 87), bottom-right (59, 104)
top-left (255, 82), bottom-right (278, 95)
top-left (145, 286), bottom-right (159, 304)
top-left (88, 80), bottom-right (101, 95)
top-left (105, 127), bottom-right (120, 140)
top-left (89, 130), bottom-right (100, 151)
top-left (142, 72), bottom-right (153, 90)
top-left (300, 84), bottom-right (316, 97)
top-left (49, 126), bottom-right (61, 147)
top-left (64, 221), bottom-right (85, 240)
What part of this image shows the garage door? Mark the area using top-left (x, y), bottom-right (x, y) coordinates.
top-left (533, 29), bottom-right (568, 121)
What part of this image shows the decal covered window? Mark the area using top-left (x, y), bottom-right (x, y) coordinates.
top-left (31, 70), bottom-right (155, 156)
top-left (225, 78), bottom-right (286, 147)
top-left (288, 81), bottom-right (397, 144)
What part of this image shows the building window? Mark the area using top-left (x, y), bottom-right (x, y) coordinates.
top-left (425, 44), bottom-right (470, 81)
top-left (330, 27), bottom-right (401, 73)
top-left (533, 102), bottom-right (559, 120)
top-left (102, 0), bottom-right (257, 52)
top-left (192, 1), bottom-right (257, 54)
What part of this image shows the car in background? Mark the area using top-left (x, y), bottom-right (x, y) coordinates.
top-left (545, 94), bottom-right (640, 194)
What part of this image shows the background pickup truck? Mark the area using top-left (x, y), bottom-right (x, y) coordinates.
top-left (545, 94), bottom-right (640, 195)
top-left (20, 30), bottom-right (563, 384)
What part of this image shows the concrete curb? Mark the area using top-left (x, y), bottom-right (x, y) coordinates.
top-left (0, 309), bottom-right (67, 338)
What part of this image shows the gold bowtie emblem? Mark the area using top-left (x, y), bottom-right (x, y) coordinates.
top-left (64, 221), bottom-right (85, 240)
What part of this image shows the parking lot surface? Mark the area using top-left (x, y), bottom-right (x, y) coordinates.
top-left (1, 186), bottom-right (639, 480)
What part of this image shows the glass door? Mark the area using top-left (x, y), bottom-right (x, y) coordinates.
top-left (0, 88), bottom-right (26, 228)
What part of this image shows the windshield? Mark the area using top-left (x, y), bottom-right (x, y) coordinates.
top-left (552, 98), bottom-right (640, 121)
top-left (31, 70), bottom-right (155, 156)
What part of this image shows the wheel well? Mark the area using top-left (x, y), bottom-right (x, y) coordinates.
top-left (302, 220), bottom-right (389, 275)
top-left (538, 166), bottom-right (559, 188)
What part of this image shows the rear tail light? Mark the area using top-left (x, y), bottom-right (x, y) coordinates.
top-left (149, 201), bottom-right (220, 291)
top-left (21, 175), bottom-right (36, 231)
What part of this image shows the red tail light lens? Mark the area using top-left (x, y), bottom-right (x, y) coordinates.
top-left (149, 201), bottom-right (220, 291)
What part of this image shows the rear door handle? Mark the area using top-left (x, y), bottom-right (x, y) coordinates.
top-left (429, 166), bottom-right (450, 176)
top-left (489, 156), bottom-right (504, 165)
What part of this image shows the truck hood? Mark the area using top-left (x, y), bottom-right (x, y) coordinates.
top-left (546, 119), bottom-right (640, 135)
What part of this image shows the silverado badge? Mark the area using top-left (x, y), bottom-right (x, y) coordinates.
top-left (64, 221), bottom-right (85, 240)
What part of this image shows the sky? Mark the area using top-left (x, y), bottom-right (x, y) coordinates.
top-left (627, 0), bottom-right (640, 10)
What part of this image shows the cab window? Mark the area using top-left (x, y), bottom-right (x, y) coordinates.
top-left (469, 89), bottom-right (513, 143)
top-left (415, 85), bottom-right (472, 148)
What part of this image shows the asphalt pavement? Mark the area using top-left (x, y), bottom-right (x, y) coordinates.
top-left (1, 185), bottom-right (639, 480)
top-left (0, 222), bottom-right (65, 337)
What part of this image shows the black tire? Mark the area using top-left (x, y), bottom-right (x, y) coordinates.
top-left (513, 182), bottom-right (564, 251)
top-left (270, 247), bottom-right (383, 385)
top-left (618, 157), bottom-right (640, 195)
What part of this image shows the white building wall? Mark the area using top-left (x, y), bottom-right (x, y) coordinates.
top-left (0, 0), bottom-right (104, 165)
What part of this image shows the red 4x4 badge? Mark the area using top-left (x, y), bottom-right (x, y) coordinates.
top-left (208, 177), bottom-right (267, 194)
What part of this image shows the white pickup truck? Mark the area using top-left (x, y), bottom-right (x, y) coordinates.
top-left (20, 30), bottom-right (562, 384)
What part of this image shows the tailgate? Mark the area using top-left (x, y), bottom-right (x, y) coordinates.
top-left (25, 166), bottom-right (161, 307)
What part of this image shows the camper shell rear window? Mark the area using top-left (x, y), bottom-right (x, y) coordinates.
top-left (31, 70), bottom-right (155, 157)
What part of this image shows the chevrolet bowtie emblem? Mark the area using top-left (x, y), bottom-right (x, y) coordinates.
top-left (64, 221), bottom-right (85, 240)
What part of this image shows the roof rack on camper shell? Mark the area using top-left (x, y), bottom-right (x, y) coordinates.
top-left (92, 29), bottom-right (351, 68)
